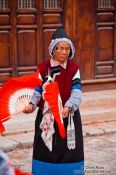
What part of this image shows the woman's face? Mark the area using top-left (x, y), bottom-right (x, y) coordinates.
top-left (53, 41), bottom-right (70, 63)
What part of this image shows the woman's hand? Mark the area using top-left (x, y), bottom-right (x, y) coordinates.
top-left (23, 103), bottom-right (34, 113)
top-left (62, 106), bottom-right (71, 118)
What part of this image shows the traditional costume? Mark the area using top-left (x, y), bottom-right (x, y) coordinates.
top-left (30, 28), bottom-right (84, 175)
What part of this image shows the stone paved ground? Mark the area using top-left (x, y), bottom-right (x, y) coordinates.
top-left (7, 132), bottom-right (116, 175)
top-left (84, 133), bottom-right (116, 175)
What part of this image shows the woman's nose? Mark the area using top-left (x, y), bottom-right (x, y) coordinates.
top-left (62, 49), bottom-right (67, 54)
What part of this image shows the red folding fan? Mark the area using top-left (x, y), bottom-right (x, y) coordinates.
top-left (0, 69), bottom-right (42, 134)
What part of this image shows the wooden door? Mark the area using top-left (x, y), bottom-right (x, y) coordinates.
top-left (0, 0), bottom-right (65, 85)
top-left (95, 0), bottom-right (116, 79)
top-left (64, 0), bottom-right (116, 90)
top-left (66, 0), bottom-right (116, 81)
top-left (0, 0), bottom-right (38, 83)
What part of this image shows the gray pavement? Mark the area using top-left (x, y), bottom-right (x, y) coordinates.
top-left (84, 132), bottom-right (116, 175)
top-left (6, 132), bottom-right (116, 175)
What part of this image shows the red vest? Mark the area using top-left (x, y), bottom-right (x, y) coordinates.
top-left (38, 59), bottom-right (79, 107)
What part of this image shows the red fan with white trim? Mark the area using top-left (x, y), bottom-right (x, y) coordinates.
top-left (0, 70), bottom-right (42, 134)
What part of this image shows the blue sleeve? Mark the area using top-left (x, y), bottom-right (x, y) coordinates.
top-left (65, 69), bottom-right (82, 112)
top-left (29, 71), bottom-right (43, 109)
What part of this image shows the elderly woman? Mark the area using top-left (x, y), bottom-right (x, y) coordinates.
top-left (25, 28), bottom-right (84, 175)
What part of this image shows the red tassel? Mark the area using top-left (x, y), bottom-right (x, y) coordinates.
top-left (44, 82), bottom-right (66, 138)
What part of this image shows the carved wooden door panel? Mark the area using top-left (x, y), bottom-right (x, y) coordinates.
top-left (0, 0), bottom-right (11, 83)
top-left (95, 0), bottom-right (116, 79)
top-left (0, 0), bottom-right (39, 84)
